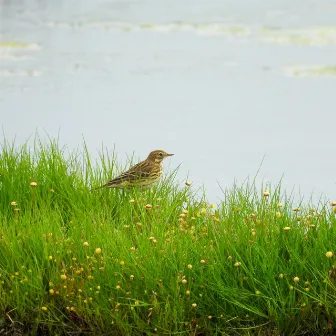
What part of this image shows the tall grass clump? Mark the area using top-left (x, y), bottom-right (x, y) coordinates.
top-left (0, 137), bottom-right (335, 335)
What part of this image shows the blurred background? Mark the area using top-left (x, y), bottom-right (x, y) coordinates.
top-left (0, 0), bottom-right (335, 202)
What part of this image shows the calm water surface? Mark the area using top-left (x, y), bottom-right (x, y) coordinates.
top-left (1, 0), bottom-right (336, 202)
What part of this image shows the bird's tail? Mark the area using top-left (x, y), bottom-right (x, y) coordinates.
top-left (90, 185), bottom-right (104, 192)
top-left (90, 182), bottom-right (118, 191)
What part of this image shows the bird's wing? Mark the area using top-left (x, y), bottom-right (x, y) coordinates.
top-left (105, 160), bottom-right (151, 187)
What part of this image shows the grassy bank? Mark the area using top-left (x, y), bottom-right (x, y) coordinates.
top-left (0, 138), bottom-right (335, 335)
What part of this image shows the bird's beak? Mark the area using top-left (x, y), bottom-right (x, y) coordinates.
top-left (167, 153), bottom-right (174, 157)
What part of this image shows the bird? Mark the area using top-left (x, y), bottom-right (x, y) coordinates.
top-left (92, 150), bottom-right (173, 190)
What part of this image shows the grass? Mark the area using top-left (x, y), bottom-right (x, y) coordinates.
top-left (0, 137), bottom-right (335, 335)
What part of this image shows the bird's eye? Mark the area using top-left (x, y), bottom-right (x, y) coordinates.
top-left (158, 152), bottom-right (163, 157)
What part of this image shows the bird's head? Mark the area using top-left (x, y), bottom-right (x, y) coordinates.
top-left (147, 150), bottom-right (174, 163)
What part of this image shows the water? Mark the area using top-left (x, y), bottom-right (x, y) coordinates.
top-left (1, 0), bottom-right (336, 203)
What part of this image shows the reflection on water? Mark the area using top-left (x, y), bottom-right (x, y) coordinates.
top-left (0, 41), bottom-right (39, 49)
top-left (0, 0), bottom-right (336, 202)
top-left (263, 26), bottom-right (336, 46)
top-left (44, 21), bottom-right (336, 46)
top-left (285, 65), bottom-right (336, 77)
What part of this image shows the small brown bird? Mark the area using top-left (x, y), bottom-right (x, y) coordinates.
top-left (93, 150), bottom-right (173, 190)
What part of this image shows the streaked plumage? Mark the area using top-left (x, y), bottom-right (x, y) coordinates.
top-left (92, 150), bottom-right (173, 190)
